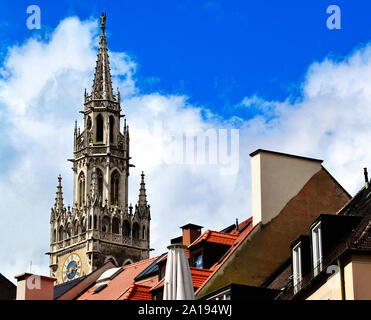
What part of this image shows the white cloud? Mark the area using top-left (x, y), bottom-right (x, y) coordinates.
top-left (1, 15), bottom-right (371, 285)
top-left (0, 16), bottom-right (246, 282)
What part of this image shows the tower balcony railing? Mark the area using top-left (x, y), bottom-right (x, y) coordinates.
top-left (83, 230), bottom-right (146, 247)
top-left (56, 241), bottom-right (64, 250)
top-left (51, 230), bottom-right (147, 250)
top-left (71, 235), bottom-right (79, 244)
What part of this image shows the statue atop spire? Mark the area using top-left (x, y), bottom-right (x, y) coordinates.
top-left (100, 12), bottom-right (106, 29)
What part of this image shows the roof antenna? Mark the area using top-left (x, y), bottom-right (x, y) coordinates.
top-left (235, 218), bottom-right (239, 231)
top-left (364, 168), bottom-right (369, 189)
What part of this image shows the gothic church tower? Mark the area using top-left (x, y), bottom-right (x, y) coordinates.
top-left (48, 13), bottom-right (151, 284)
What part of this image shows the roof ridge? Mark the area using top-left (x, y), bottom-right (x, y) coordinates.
top-left (189, 267), bottom-right (213, 272)
top-left (194, 220), bottom-right (260, 297)
top-left (124, 256), bottom-right (158, 269)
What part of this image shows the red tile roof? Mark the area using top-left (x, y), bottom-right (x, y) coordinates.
top-left (189, 230), bottom-right (239, 247)
top-left (194, 217), bottom-right (256, 296)
top-left (152, 218), bottom-right (253, 297)
top-left (190, 267), bottom-right (213, 287)
top-left (77, 257), bottom-right (158, 300)
top-left (230, 218), bottom-right (252, 235)
top-left (150, 277), bottom-right (165, 292)
top-left (150, 267), bottom-right (212, 292)
top-left (124, 284), bottom-right (152, 300)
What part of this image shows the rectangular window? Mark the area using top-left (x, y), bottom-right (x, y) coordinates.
top-left (312, 221), bottom-right (323, 276)
top-left (195, 253), bottom-right (203, 268)
top-left (292, 242), bottom-right (302, 294)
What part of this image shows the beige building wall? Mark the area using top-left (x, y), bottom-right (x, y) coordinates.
top-left (251, 150), bottom-right (322, 226)
top-left (344, 259), bottom-right (354, 300)
top-left (345, 254), bottom-right (371, 300)
top-left (305, 254), bottom-right (371, 300)
top-left (306, 271), bottom-right (342, 300)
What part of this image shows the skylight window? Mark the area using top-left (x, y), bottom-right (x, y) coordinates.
top-left (95, 267), bottom-right (121, 285)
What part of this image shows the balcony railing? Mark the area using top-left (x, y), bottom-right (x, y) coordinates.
top-left (50, 230), bottom-right (148, 251)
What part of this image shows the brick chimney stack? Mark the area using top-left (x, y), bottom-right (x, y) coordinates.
top-left (14, 273), bottom-right (56, 300)
top-left (180, 223), bottom-right (203, 247)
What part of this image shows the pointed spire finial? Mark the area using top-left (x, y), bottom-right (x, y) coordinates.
top-left (138, 171), bottom-right (147, 207)
top-left (55, 174), bottom-right (64, 210)
top-left (91, 12), bottom-right (114, 101)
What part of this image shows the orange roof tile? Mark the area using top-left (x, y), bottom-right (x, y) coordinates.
top-left (125, 284), bottom-right (152, 300)
top-left (150, 267), bottom-right (212, 292)
top-left (194, 217), bottom-right (255, 296)
top-left (189, 267), bottom-right (213, 287)
top-left (150, 278), bottom-right (165, 292)
top-left (77, 257), bottom-right (158, 300)
top-left (230, 217), bottom-right (252, 235)
top-left (189, 230), bottom-right (238, 247)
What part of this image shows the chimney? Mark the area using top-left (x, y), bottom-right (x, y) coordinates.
top-left (14, 273), bottom-right (56, 300)
top-left (364, 168), bottom-right (369, 189)
top-left (180, 223), bottom-right (203, 247)
top-left (250, 149), bottom-right (323, 227)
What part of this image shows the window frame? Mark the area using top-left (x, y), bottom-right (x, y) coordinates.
top-left (292, 242), bottom-right (302, 293)
top-left (311, 221), bottom-right (323, 276)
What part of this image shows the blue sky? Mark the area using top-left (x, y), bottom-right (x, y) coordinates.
top-left (3, 1), bottom-right (371, 280)
top-left (2, 0), bottom-right (369, 118)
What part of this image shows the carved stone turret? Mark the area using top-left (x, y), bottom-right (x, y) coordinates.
top-left (48, 13), bottom-right (151, 284)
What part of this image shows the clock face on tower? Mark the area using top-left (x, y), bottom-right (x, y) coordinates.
top-left (62, 254), bottom-right (81, 282)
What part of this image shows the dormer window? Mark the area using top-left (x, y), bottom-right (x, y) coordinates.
top-left (195, 253), bottom-right (203, 268)
top-left (292, 242), bottom-right (302, 293)
top-left (311, 221), bottom-right (323, 276)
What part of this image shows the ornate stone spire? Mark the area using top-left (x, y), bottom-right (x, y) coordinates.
top-left (54, 175), bottom-right (64, 210)
top-left (138, 171), bottom-right (147, 207)
top-left (91, 12), bottom-right (114, 101)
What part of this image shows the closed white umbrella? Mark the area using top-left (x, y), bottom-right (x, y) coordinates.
top-left (163, 244), bottom-right (195, 300)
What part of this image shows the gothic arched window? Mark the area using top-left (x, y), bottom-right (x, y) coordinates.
top-left (122, 220), bottom-right (131, 237)
top-left (86, 116), bottom-right (92, 130)
top-left (109, 116), bottom-right (115, 144)
top-left (58, 226), bottom-right (64, 242)
top-left (96, 114), bottom-right (103, 142)
top-left (78, 172), bottom-right (85, 207)
top-left (73, 220), bottom-right (79, 236)
top-left (102, 216), bottom-right (110, 233)
top-left (93, 215), bottom-right (97, 230)
top-left (96, 168), bottom-right (104, 197)
top-left (133, 222), bottom-right (140, 240)
top-left (66, 224), bottom-right (71, 239)
top-left (112, 218), bottom-right (120, 234)
top-left (110, 170), bottom-right (120, 205)
top-left (81, 217), bottom-right (86, 233)
top-left (142, 226), bottom-right (146, 240)
top-left (52, 229), bottom-right (56, 243)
